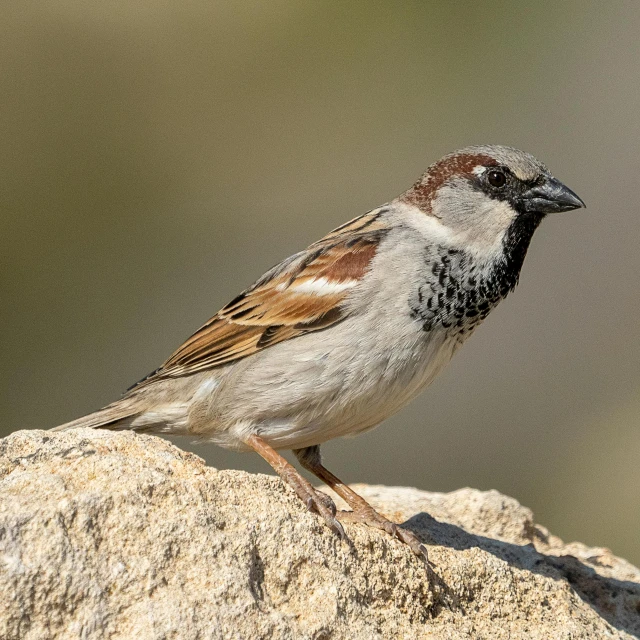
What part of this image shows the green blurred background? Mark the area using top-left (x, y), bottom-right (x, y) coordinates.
top-left (2, 1), bottom-right (639, 565)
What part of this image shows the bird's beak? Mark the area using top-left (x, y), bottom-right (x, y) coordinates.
top-left (520, 176), bottom-right (585, 214)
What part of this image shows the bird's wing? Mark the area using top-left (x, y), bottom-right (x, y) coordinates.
top-left (146, 209), bottom-right (389, 381)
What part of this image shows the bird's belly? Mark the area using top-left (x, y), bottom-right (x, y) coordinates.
top-left (204, 317), bottom-right (459, 450)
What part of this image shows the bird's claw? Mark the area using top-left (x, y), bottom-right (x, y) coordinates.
top-left (337, 507), bottom-right (429, 564)
top-left (394, 526), bottom-right (429, 564)
top-left (301, 487), bottom-right (344, 538)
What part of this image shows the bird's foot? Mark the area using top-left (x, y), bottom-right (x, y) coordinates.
top-left (283, 469), bottom-right (344, 538)
top-left (303, 488), bottom-right (345, 538)
top-left (312, 488), bottom-right (338, 517)
top-left (338, 505), bottom-right (429, 564)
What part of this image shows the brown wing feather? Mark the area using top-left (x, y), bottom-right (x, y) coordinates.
top-left (150, 210), bottom-right (388, 380)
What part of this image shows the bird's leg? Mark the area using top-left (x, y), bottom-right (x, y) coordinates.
top-left (243, 434), bottom-right (344, 538)
top-left (294, 445), bottom-right (428, 563)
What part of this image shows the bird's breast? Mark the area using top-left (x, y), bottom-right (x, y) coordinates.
top-left (409, 244), bottom-right (512, 338)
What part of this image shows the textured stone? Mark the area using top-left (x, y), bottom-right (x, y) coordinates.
top-left (0, 428), bottom-right (638, 639)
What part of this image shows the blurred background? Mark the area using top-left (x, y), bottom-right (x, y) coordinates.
top-left (2, 1), bottom-right (639, 565)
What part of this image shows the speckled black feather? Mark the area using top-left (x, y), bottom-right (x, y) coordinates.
top-left (409, 212), bottom-right (544, 336)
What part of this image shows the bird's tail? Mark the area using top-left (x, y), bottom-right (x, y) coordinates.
top-left (51, 398), bottom-right (142, 432)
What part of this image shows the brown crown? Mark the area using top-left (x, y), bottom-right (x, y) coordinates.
top-left (400, 152), bottom-right (497, 214)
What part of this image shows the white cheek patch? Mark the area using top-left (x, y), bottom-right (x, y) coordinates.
top-left (463, 199), bottom-right (518, 262)
top-left (427, 184), bottom-right (518, 261)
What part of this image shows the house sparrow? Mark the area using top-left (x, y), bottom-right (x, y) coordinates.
top-left (53, 145), bottom-right (584, 562)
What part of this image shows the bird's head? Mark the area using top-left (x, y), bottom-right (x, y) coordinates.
top-left (400, 145), bottom-right (585, 260)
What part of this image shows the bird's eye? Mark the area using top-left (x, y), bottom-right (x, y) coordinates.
top-left (487, 169), bottom-right (507, 188)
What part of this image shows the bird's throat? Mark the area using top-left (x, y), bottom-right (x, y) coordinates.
top-left (409, 213), bottom-right (544, 337)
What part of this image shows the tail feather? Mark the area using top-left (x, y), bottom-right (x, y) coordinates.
top-left (51, 400), bottom-right (141, 432)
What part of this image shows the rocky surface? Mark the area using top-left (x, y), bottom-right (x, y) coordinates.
top-left (0, 428), bottom-right (638, 639)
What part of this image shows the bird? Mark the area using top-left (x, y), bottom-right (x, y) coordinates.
top-left (53, 145), bottom-right (584, 562)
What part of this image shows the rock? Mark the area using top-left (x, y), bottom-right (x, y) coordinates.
top-left (0, 429), bottom-right (638, 640)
